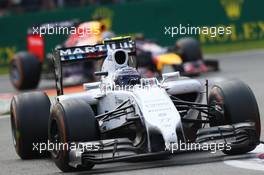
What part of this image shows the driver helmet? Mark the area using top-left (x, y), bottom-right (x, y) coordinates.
top-left (114, 67), bottom-right (141, 86)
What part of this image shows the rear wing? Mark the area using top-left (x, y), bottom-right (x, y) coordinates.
top-left (52, 36), bottom-right (136, 95)
top-left (57, 36), bottom-right (136, 63)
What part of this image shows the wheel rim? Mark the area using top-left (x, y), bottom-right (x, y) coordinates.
top-left (10, 63), bottom-right (20, 85)
top-left (50, 119), bottom-right (61, 158)
top-left (10, 111), bottom-right (17, 147)
top-left (209, 100), bottom-right (226, 126)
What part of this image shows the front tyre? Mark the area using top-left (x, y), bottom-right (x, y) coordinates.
top-left (48, 100), bottom-right (100, 172)
top-left (209, 79), bottom-right (261, 155)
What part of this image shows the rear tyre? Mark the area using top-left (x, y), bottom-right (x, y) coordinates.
top-left (48, 100), bottom-right (100, 172)
top-left (137, 51), bottom-right (158, 77)
top-left (209, 80), bottom-right (261, 155)
top-left (204, 60), bottom-right (219, 71)
top-left (10, 51), bottom-right (41, 90)
top-left (10, 92), bottom-right (50, 159)
top-left (175, 38), bottom-right (203, 62)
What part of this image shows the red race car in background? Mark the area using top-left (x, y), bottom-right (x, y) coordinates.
top-left (9, 19), bottom-right (113, 90)
top-left (136, 34), bottom-right (219, 78)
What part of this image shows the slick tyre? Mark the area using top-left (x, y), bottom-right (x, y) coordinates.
top-left (10, 51), bottom-right (41, 90)
top-left (209, 79), bottom-right (261, 155)
top-left (48, 100), bottom-right (100, 172)
top-left (176, 38), bottom-right (203, 62)
top-left (10, 92), bottom-right (51, 159)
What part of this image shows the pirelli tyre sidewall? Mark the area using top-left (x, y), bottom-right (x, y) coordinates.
top-left (209, 79), bottom-right (261, 155)
top-left (48, 100), bottom-right (100, 172)
top-left (10, 51), bottom-right (41, 90)
top-left (10, 92), bottom-right (50, 159)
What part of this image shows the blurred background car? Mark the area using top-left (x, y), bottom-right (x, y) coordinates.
top-left (9, 19), bottom-right (110, 90)
top-left (135, 34), bottom-right (219, 78)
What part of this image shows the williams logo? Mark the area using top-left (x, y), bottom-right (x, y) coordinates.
top-left (220, 0), bottom-right (244, 20)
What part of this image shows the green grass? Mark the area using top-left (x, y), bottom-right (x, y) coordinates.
top-left (0, 66), bottom-right (9, 75)
top-left (203, 40), bottom-right (264, 54)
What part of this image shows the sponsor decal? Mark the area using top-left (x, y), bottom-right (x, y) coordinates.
top-left (220, 0), bottom-right (244, 20)
top-left (0, 46), bottom-right (16, 66)
top-left (59, 40), bottom-right (135, 61)
top-left (200, 0), bottom-right (264, 44)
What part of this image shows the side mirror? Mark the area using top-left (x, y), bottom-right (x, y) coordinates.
top-left (94, 71), bottom-right (108, 76)
top-left (162, 72), bottom-right (180, 83)
top-left (83, 82), bottom-right (101, 90)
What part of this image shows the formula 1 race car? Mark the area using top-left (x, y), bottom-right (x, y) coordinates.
top-left (136, 36), bottom-right (219, 77)
top-left (10, 37), bottom-right (261, 172)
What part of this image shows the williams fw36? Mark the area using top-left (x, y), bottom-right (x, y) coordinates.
top-left (10, 37), bottom-right (261, 172)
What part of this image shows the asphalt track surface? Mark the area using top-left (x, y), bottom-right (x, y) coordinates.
top-left (0, 50), bottom-right (264, 175)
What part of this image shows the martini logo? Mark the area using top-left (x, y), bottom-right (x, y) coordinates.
top-left (59, 41), bottom-right (134, 58)
top-left (220, 0), bottom-right (244, 20)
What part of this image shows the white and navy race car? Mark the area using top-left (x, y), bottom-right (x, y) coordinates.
top-left (10, 37), bottom-right (261, 172)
